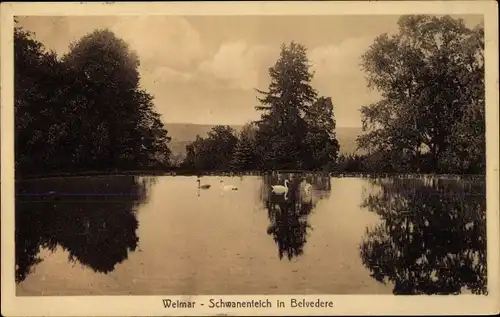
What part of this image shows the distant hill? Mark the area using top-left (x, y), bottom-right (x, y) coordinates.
top-left (165, 123), bottom-right (365, 162)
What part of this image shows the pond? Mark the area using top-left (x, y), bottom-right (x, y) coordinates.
top-left (14, 174), bottom-right (487, 295)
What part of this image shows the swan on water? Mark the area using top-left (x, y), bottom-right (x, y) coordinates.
top-left (197, 178), bottom-right (211, 189)
top-left (220, 179), bottom-right (238, 191)
top-left (303, 182), bottom-right (312, 193)
top-left (271, 179), bottom-right (289, 195)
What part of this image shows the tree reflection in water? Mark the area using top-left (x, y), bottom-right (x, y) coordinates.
top-left (261, 173), bottom-right (331, 261)
top-left (15, 176), bottom-right (156, 283)
top-left (359, 177), bottom-right (487, 295)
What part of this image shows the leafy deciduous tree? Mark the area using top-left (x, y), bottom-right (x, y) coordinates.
top-left (15, 26), bottom-right (173, 176)
top-left (358, 15), bottom-right (484, 174)
top-left (182, 125), bottom-right (238, 171)
top-left (303, 97), bottom-right (340, 170)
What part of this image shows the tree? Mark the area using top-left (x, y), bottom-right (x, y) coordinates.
top-left (440, 25), bottom-right (485, 174)
top-left (357, 15), bottom-right (484, 173)
top-left (254, 42), bottom-right (318, 170)
top-left (182, 135), bottom-right (207, 171)
top-left (303, 97), bottom-right (340, 170)
top-left (206, 125), bottom-right (239, 170)
top-left (336, 154), bottom-right (364, 173)
top-left (62, 29), bottom-right (171, 170)
top-left (14, 23), bottom-right (68, 175)
top-left (230, 123), bottom-right (259, 171)
top-left (14, 25), bottom-right (172, 175)
top-left (262, 173), bottom-right (331, 260)
top-left (182, 125), bottom-right (238, 171)
top-left (15, 176), bottom-right (149, 283)
top-left (360, 178), bottom-right (486, 294)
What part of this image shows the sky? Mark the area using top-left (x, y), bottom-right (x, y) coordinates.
top-left (17, 15), bottom-right (483, 127)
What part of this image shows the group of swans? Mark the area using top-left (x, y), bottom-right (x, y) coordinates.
top-left (197, 178), bottom-right (238, 191)
top-left (197, 177), bottom-right (312, 197)
top-left (270, 179), bottom-right (313, 200)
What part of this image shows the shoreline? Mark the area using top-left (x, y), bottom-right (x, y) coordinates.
top-left (14, 170), bottom-right (486, 181)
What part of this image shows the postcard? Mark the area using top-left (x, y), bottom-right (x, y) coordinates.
top-left (1, 1), bottom-right (499, 316)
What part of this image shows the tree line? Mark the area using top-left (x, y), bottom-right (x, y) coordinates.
top-left (180, 15), bottom-right (485, 174)
top-left (14, 15), bottom-right (485, 177)
top-left (14, 22), bottom-right (171, 177)
top-left (180, 42), bottom-right (341, 172)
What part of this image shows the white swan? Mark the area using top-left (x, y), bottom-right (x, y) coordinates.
top-left (303, 182), bottom-right (312, 193)
top-left (271, 180), bottom-right (289, 195)
top-left (300, 181), bottom-right (313, 202)
top-left (220, 179), bottom-right (238, 191)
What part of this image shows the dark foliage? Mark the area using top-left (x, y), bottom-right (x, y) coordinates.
top-left (357, 15), bottom-right (485, 174)
top-left (180, 125), bottom-right (238, 172)
top-left (261, 173), bottom-right (332, 260)
top-left (15, 25), bottom-right (171, 177)
top-left (254, 42), bottom-right (340, 170)
top-left (180, 16), bottom-right (484, 175)
top-left (16, 15), bottom-right (484, 176)
top-left (359, 177), bottom-right (487, 294)
top-left (15, 176), bottom-right (154, 283)
top-left (181, 42), bottom-right (341, 172)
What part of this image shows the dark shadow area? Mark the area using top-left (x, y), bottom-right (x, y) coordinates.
top-left (261, 173), bottom-right (331, 260)
top-left (15, 176), bottom-right (156, 283)
top-left (359, 177), bottom-right (487, 295)
top-left (14, 24), bottom-right (172, 179)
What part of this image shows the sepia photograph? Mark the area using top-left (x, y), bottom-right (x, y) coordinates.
top-left (1, 1), bottom-right (499, 316)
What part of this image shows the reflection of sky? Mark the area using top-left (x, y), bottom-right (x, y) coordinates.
top-left (16, 176), bottom-right (486, 295)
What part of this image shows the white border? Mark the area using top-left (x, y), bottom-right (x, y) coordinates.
top-left (1, 1), bottom-right (499, 316)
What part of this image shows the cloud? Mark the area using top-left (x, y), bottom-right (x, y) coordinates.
top-left (17, 16), bottom-right (204, 71)
top-left (308, 37), bottom-right (381, 127)
top-left (16, 16), bottom-right (384, 127)
top-left (308, 36), bottom-right (378, 97)
top-left (112, 16), bottom-right (204, 70)
top-left (18, 16), bottom-right (207, 100)
top-left (148, 67), bottom-right (192, 84)
top-left (198, 41), bottom-right (275, 91)
top-left (309, 36), bottom-right (375, 78)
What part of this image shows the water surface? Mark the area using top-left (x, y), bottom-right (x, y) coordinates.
top-left (15, 174), bottom-right (486, 295)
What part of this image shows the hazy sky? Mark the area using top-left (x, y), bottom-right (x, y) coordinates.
top-left (17, 15), bottom-right (483, 127)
